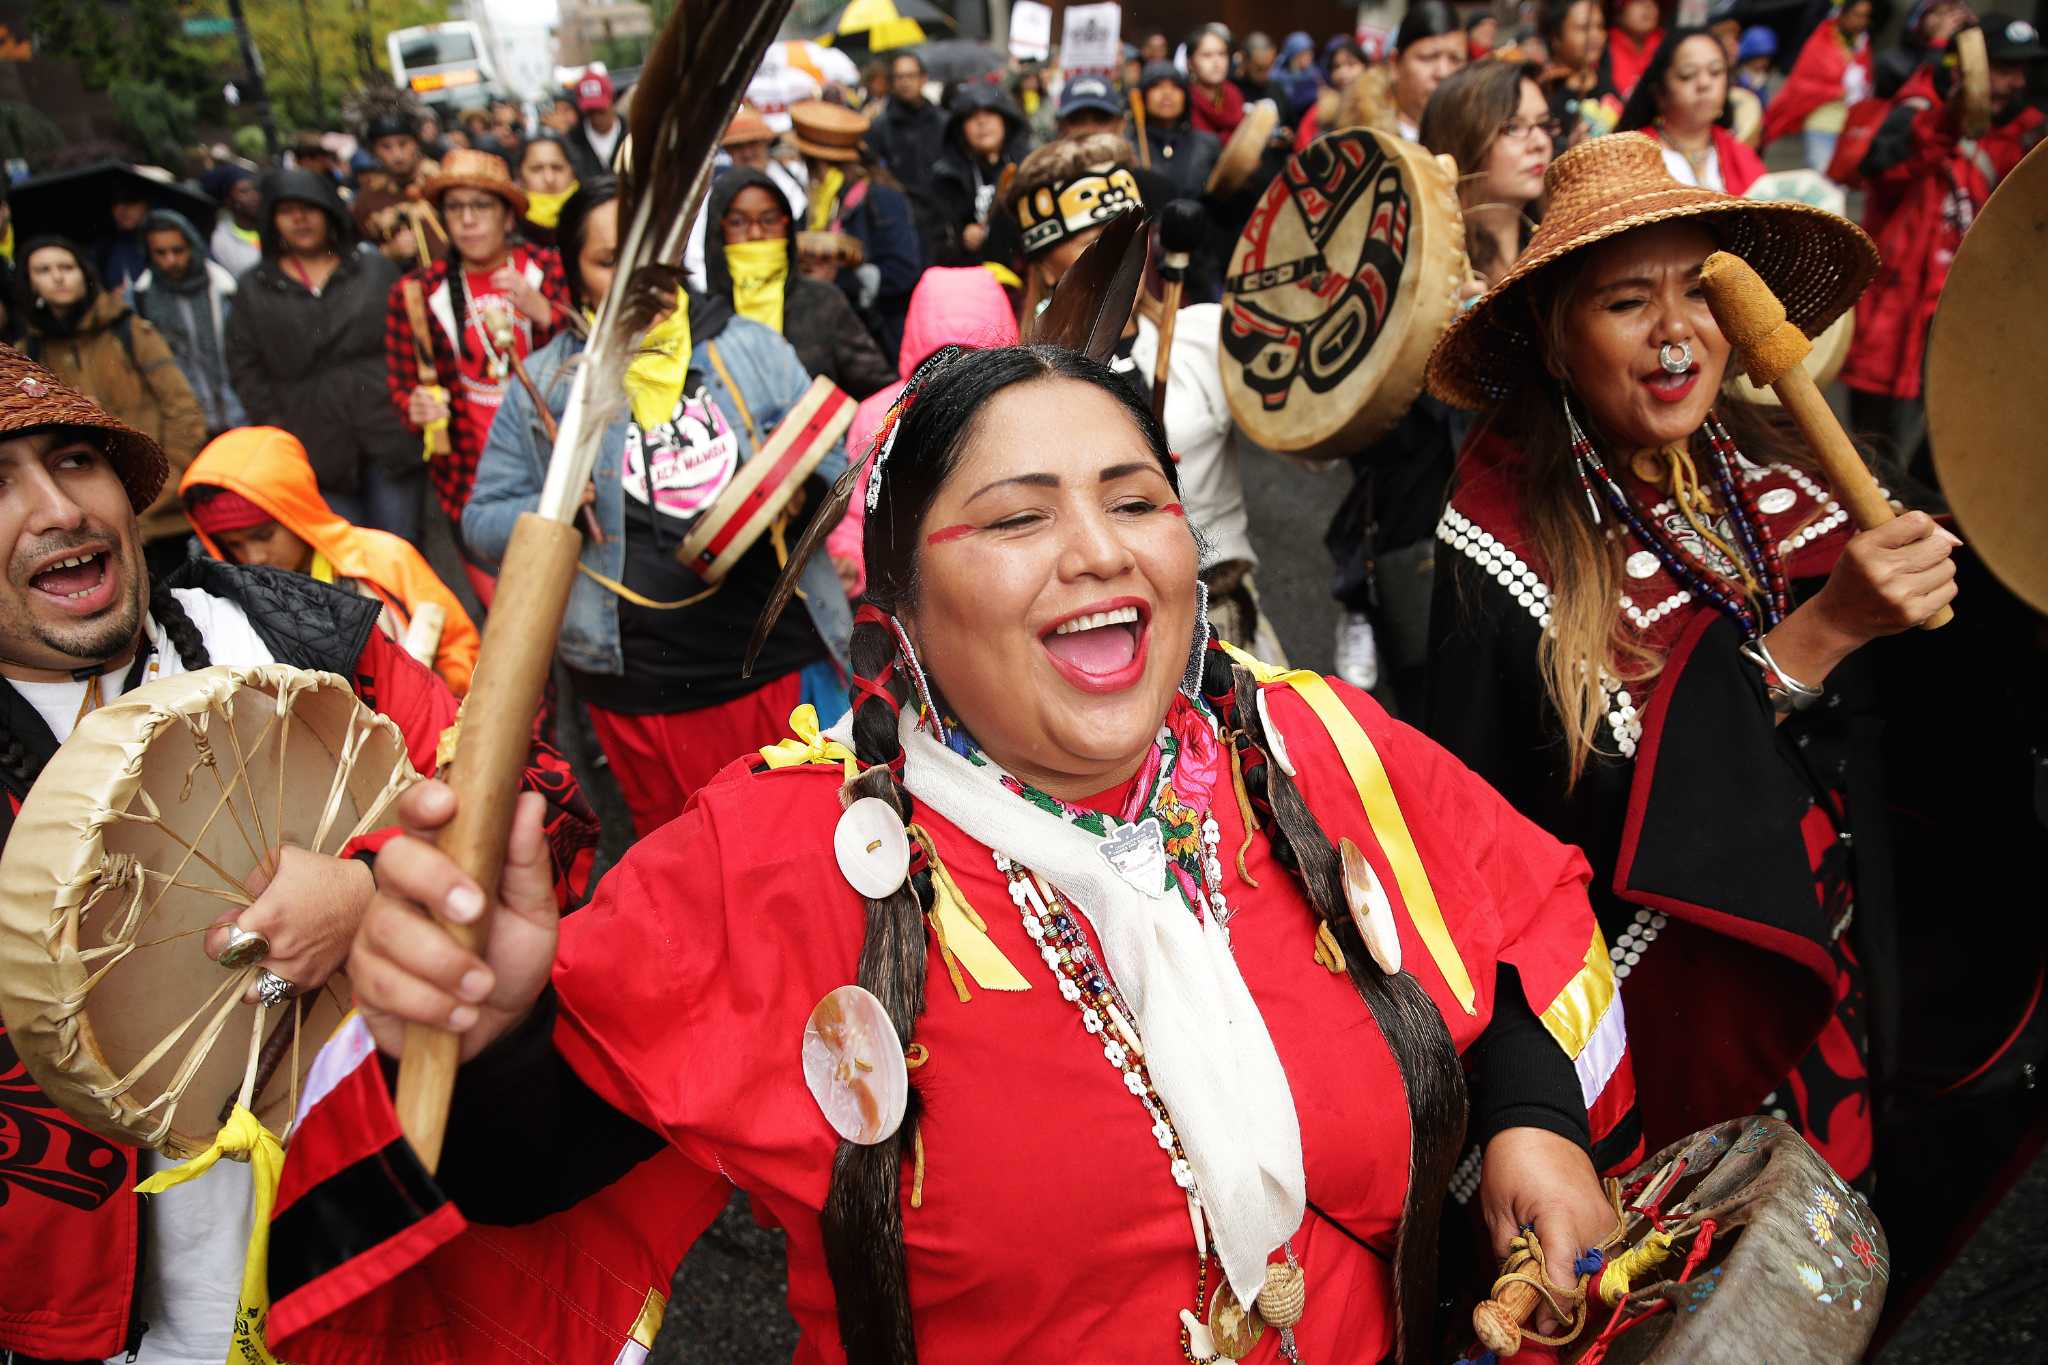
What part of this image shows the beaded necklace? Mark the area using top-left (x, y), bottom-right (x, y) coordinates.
top-left (1569, 404), bottom-right (1792, 639)
top-left (975, 701), bottom-right (1298, 1362)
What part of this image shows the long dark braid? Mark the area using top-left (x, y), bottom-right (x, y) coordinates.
top-left (815, 345), bottom-right (1469, 1363)
top-left (820, 613), bottom-right (931, 1365)
top-left (0, 581), bottom-right (211, 790)
top-left (1214, 647), bottom-right (1468, 1365)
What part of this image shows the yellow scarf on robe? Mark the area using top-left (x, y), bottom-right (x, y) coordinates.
top-left (723, 239), bottom-right (789, 334)
top-left (807, 166), bottom-right (846, 231)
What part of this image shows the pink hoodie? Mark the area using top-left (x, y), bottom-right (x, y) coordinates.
top-left (827, 267), bottom-right (1019, 593)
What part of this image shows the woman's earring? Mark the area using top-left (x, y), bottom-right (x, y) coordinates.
top-left (1562, 391), bottom-right (1603, 526)
top-left (1181, 579), bottom-right (1212, 699)
top-left (886, 614), bottom-right (947, 744)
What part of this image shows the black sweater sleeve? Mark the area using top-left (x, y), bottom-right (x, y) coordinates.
top-left (421, 986), bottom-right (669, 1225)
top-left (1465, 964), bottom-right (1592, 1151)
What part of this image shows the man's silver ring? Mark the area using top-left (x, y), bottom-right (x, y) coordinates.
top-left (1659, 341), bottom-right (1694, 374)
top-left (217, 926), bottom-right (270, 970)
top-left (255, 970), bottom-right (297, 1008)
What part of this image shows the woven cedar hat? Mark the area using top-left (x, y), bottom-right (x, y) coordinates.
top-left (721, 104), bottom-right (777, 148)
top-left (1425, 133), bottom-right (1878, 410)
top-left (421, 147), bottom-right (528, 217)
top-left (0, 346), bottom-right (168, 512)
top-left (790, 99), bottom-right (869, 162)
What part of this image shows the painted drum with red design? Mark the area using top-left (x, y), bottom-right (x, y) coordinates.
top-left (676, 376), bottom-right (855, 584)
top-left (1220, 128), bottom-right (1468, 465)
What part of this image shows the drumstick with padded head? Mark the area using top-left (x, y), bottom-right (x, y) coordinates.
top-left (1697, 250), bottom-right (1952, 629)
top-left (1150, 200), bottom-right (1205, 422)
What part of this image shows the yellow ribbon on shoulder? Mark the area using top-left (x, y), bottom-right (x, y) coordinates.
top-left (134, 1104), bottom-right (285, 1364)
top-left (759, 704), bottom-right (859, 784)
top-left (622, 290), bottom-right (693, 432)
top-left (1219, 641), bottom-right (1477, 1015)
top-left (908, 824), bottom-right (1030, 998)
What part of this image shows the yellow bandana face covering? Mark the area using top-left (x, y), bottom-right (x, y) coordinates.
top-left (623, 289), bottom-right (694, 431)
top-left (724, 238), bottom-right (789, 334)
top-left (525, 182), bottom-right (580, 229)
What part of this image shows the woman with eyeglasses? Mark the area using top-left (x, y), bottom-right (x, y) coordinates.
top-left (1617, 27), bottom-right (1766, 193)
top-left (1422, 60), bottom-right (1556, 289)
top-left (701, 167), bottom-right (898, 401)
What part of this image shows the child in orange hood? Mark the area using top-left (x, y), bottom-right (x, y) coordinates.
top-left (181, 426), bottom-right (480, 694)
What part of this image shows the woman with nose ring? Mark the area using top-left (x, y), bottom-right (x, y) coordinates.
top-left (1422, 133), bottom-right (1958, 1191)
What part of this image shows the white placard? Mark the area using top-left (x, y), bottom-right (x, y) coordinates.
top-left (1010, 0), bottom-right (1053, 60)
top-left (1062, 2), bottom-right (1123, 76)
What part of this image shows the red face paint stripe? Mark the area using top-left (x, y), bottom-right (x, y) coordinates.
top-left (924, 524), bottom-right (977, 545)
top-left (1163, 503), bottom-right (1186, 517)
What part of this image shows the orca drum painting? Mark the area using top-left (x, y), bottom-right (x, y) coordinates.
top-left (1220, 128), bottom-right (1469, 464)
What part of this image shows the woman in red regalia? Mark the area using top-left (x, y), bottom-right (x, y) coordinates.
top-left (1422, 132), bottom-right (1958, 1190)
top-left (278, 321), bottom-right (1641, 1360)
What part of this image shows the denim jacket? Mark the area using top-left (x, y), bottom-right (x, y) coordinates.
top-left (462, 319), bottom-right (853, 678)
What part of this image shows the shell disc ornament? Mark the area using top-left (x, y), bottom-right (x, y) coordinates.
top-left (833, 796), bottom-right (911, 900)
top-left (1340, 837), bottom-right (1402, 976)
top-left (1207, 1279), bottom-right (1266, 1360)
top-left (801, 984), bottom-right (909, 1146)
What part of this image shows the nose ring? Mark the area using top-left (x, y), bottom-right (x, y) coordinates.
top-left (1659, 342), bottom-right (1693, 375)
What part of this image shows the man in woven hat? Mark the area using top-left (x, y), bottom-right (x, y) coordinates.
top-left (382, 148), bottom-right (569, 581)
top-left (790, 98), bottom-right (924, 359)
top-left (0, 345), bottom-right (594, 1364)
top-left (1841, 13), bottom-right (2045, 479)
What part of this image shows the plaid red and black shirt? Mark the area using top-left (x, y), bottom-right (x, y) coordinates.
top-left (384, 246), bottom-right (570, 528)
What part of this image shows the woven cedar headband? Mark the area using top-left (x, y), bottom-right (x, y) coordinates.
top-left (1016, 166), bottom-right (1145, 257)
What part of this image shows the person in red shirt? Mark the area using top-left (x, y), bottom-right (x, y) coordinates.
top-left (383, 147), bottom-right (568, 603)
top-left (1604, 0), bottom-right (1665, 98)
top-left (1186, 24), bottom-right (1247, 139)
top-left (1617, 27), bottom-right (1768, 194)
top-left (1760, 0), bottom-right (1877, 167)
top-left (269, 344), bottom-right (1635, 1363)
top-left (1842, 13), bottom-right (2046, 480)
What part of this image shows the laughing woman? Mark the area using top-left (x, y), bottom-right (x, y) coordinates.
top-left (1423, 134), bottom-right (1954, 1183)
top-left (305, 341), bottom-right (1636, 1363)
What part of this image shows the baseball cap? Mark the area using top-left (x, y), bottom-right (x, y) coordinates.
top-left (1981, 14), bottom-right (2047, 60)
top-left (576, 71), bottom-right (615, 111)
top-left (1058, 74), bottom-right (1123, 119)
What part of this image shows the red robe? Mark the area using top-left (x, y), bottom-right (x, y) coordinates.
top-left (267, 675), bottom-right (1632, 1362)
top-left (1606, 25), bottom-right (1664, 99)
top-left (1642, 121), bottom-right (1767, 194)
top-left (1841, 71), bottom-right (2044, 400)
top-left (1760, 18), bottom-right (1873, 149)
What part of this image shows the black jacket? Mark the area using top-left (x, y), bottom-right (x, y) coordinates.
top-left (930, 83), bottom-right (1031, 268)
top-left (225, 170), bottom-right (415, 487)
top-left (867, 96), bottom-right (949, 198)
top-left (702, 169), bottom-right (898, 400)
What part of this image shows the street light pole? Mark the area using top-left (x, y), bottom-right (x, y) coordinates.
top-left (225, 0), bottom-right (279, 156)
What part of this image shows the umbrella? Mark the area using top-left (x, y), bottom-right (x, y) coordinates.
top-left (911, 38), bottom-right (1008, 84)
top-left (11, 160), bottom-right (220, 246)
top-left (784, 38), bottom-right (863, 90)
top-left (816, 0), bottom-right (954, 63)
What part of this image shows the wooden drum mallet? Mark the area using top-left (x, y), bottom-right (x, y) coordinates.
top-left (1697, 250), bottom-right (1952, 629)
